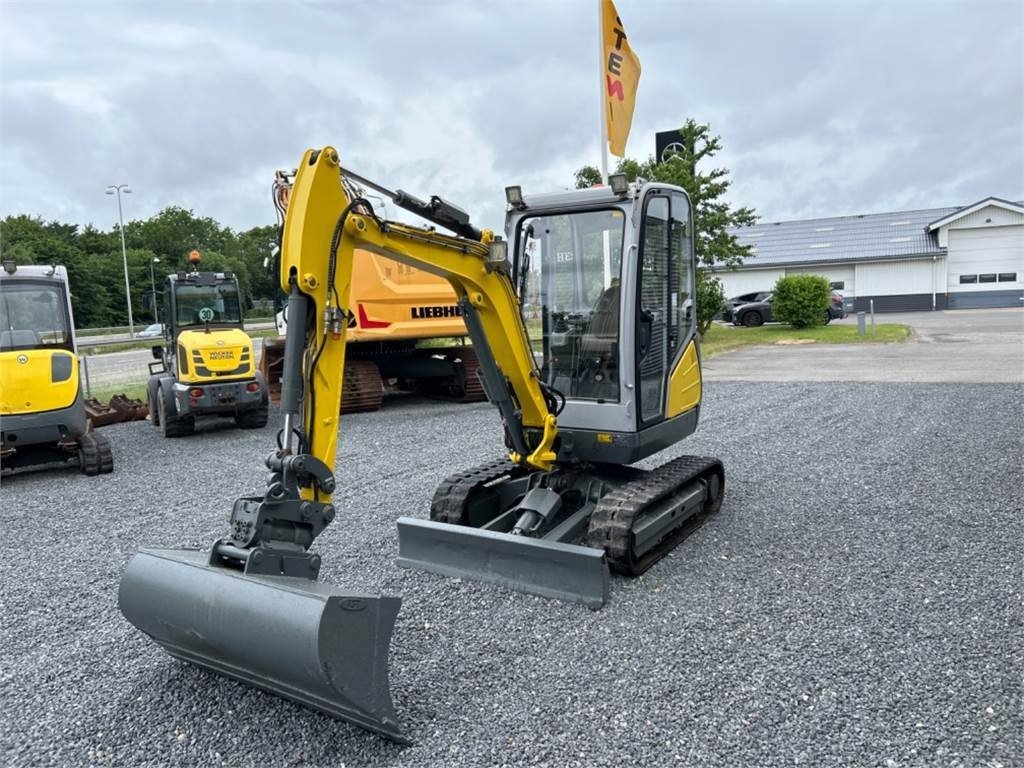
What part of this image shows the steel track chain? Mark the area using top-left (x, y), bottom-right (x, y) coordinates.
top-left (586, 455), bottom-right (724, 575)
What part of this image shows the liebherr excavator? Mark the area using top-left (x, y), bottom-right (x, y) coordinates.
top-left (118, 147), bottom-right (724, 744)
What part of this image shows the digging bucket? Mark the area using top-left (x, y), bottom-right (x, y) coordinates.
top-left (118, 548), bottom-right (407, 743)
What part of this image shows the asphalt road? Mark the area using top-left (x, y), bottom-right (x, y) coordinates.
top-left (704, 308), bottom-right (1024, 383)
top-left (2, 382), bottom-right (1021, 767)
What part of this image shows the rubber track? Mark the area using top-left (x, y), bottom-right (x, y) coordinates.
top-left (429, 457), bottom-right (527, 525)
top-left (94, 432), bottom-right (114, 473)
top-left (586, 455), bottom-right (724, 576)
top-left (79, 434), bottom-right (100, 476)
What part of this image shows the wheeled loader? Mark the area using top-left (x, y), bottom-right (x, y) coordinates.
top-left (146, 252), bottom-right (269, 437)
top-left (0, 262), bottom-right (114, 475)
top-left (118, 148), bottom-right (724, 743)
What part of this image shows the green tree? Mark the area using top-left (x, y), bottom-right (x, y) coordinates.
top-left (126, 206), bottom-right (232, 268)
top-left (235, 225), bottom-right (279, 302)
top-left (695, 271), bottom-right (726, 336)
top-left (575, 118), bottom-right (756, 332)
top-left (2, 208), bottom-right (279, 328)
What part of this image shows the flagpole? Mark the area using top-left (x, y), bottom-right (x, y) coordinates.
top-left (598, 0), bottom-right (609, 183)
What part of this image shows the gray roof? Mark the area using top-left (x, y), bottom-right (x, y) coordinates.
top-left (724, 203), bottom-right (959, 268)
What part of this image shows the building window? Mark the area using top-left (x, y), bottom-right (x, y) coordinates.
top-left (829, 281), bottom-right (845, 290)
top-left (979, 274), bottom-right (997, 283)
top-left (959, 275), bottom-right (977, 284)
top-left (998, 272), bottom-right (1018, 282)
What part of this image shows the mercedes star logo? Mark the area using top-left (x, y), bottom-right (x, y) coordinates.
top-left (661, 142), bottom-right (686, 162)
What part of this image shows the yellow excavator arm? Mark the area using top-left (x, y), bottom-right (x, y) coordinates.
top-left (281, 146), bottom-right (557, 493)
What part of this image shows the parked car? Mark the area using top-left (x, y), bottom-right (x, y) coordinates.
top-left (138, 323), bottom-right (164, 338)
top-left (731, 292), bottom-right (846, 327)
top-left (829, 290), bottom-right (847, 318)
top-left (720, 291), bottom-right (771, 323)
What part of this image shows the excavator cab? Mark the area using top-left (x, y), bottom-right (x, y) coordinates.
top-left (396, 179), bottom-right (719, 608)
top-left (0, 263), bottom-right (114, 475)
top-left (508, 183), bottom-right (700, 462)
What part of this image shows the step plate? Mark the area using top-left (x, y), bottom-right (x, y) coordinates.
top-left (396, 517), bottom-right (609, 609)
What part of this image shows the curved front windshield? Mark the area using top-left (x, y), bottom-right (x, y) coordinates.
top-left (514, 208), bottom-right (625, 402)
top-left (0, 280), bottom-right (72, 352)
top-left (174, 283), bottom-right (243, 327)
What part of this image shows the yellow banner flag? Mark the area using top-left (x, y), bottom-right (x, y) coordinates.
top-left (601, 0), bottom-right (641, 157)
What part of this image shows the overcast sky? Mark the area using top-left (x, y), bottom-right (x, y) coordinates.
top-left (1, 0), bottom-right (1021, 236)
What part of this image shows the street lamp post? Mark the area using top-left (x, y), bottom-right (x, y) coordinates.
top-left (105, 184), bottom-right (134, 337)
top-left (149, 256), bottom-right (161, 324)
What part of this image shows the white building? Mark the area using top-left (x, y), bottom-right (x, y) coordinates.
top-left (717, 197), bottom-right (1024, 311)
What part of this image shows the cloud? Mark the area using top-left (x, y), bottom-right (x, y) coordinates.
top-left (0, 0), bottom-right (1020, 237)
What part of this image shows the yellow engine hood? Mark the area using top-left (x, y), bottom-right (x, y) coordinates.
top-left (177, 328), bottom-right (255, 383)
top-left (0, 349), bottom-right (79, 416)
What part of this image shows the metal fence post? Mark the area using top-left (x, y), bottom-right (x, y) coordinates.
top-left (869, 299), bottom-right (876, 334)
top-left (81, 355), bottom-right (91, 398)
top-left (857, 312), bottom-right (866, 336)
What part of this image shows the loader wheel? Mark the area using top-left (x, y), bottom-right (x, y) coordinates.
top-left (78, 432), bottom-right (113, 475)
top-left (235, 402), bottom-right (269, 429)
top-left (158, 386), bottom-right (194, 438)
top-left (147, 377), bottom-right (162, 426)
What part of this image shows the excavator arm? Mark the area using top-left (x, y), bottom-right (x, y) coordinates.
top-left (281, 146), bottom-right (558, 480)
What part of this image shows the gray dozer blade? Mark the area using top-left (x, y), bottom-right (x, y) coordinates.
top-left (118, 548), bottom-right (408, 744)
top-left (396, 517), bottom-right (609, 609)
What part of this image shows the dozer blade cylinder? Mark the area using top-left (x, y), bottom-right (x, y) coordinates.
top-left (396, 517), bottom-right (609, 609)
top-left (118, 548), bottom-right (408, 744)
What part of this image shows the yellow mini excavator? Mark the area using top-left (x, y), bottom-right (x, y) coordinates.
top-left (118, 147), bottom-right (724, 743)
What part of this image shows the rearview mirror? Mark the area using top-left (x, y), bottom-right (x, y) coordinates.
top-left (151, 346), bottom-right (163, 360)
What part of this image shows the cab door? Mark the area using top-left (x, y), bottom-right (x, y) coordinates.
top-left (636, 190), bottom-right (696, 426)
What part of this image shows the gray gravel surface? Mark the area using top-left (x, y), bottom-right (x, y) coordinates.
top-left (2, 383), bottom-right (1021, 767)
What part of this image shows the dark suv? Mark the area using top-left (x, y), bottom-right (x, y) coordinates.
top-left (729, 290), bottom-right (846, 327)
top-left (720, 291), bottom-right (771, 323)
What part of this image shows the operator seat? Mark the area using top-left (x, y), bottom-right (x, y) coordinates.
top-left (580, 281), bottom-right (619, 356)
top-left (575, 281), bottom-right (620, 400)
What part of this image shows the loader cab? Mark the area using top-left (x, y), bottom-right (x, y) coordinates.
top-left (163, 271), bottom-right (245, 338)
top-left (149, 270), bottom-right (257, 386)
top-left (508, 181), bottom-right (700, 464)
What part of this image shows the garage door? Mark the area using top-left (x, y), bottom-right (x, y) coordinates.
top-left (946, 226), bottom-right (1024, 308)
top-left (947, 291), bottom-right (1024, 309)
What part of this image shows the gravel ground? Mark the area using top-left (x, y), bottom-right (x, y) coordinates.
top-left (1, 383), bottom-right (1021, 767)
